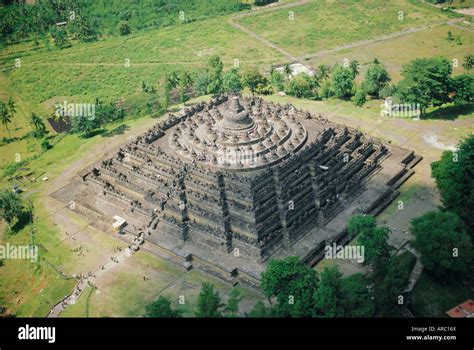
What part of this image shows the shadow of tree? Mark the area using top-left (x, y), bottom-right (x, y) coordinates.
top-left (9, 210), bottom-right (32, 234)
top-left (101, 124), bottom-right (130, 137)
top-left (422, 104), bottom-right (474, 121)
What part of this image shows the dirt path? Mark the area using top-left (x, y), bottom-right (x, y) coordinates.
top-left (228, 0), bottom-right (311, 64)
top-left (47, 234), bottom-right (144, 317)
top-left (302, 18), bottom-right (464, 61)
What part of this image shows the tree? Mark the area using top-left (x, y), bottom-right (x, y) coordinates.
top-left (145, 296), bottom-right (182, 318)
top-left (222, 68), bottom-right (242, 94)
top-left (450, 74), bottom-right (473, 107)
top-left (29, 113), bottom-right (47, 136)
top-left (348, 215), bottom-right (376, 238)
top-left (207, 54), bottom-right (223, 95)
top-left (352, 87), bottom-right (366, 107)
top-left (242, 67), bottom-right (267, 96)
top-left (0, 190), bottom-right (27, 227)
top-left (431, 135), bottom-right (474, 232)
top-left (331, 66), bottom-right (354, 99)
top-left (193, 71), bottom-right (211, 96)
top-left (119, 21), bottom-right (131, 36)
top-left (285, 73), bottom-right (317, 99)
top-left (0, 101), bottom-right (12, 137)
top-left (283, 63), bottom-right (292, 80)
top-left (396, 57), bottom-right (452, 115)
top-left (462, 54), bottom-right (474, 71)
top-left (271, 69), bottom-right (285, 91)
top-left (312, 267), bottom-right (345, 317)
top-left (195, 283), bottom-right (224, 317)
top-left (177, 71), bottom-right (193, 104)
top-left (49, 27), bottom-right (71, 49)
top-left (350, 60), bottom-right (360, 78)
top-left (70, 113), bottom-right (102, 137)
top-left (341, 273), bottom-right (374, 317)
top-left (375, 252), bottom-right (414, 315)
top-left (411, 211), bottom-right (473, 280)
top-left (362, 60), bottom-right (391, 97)
top-left (73, 16), bottom-right (97, 42)
top-left (224, 288), bottom-right (241, 317)
top-left (7, 97), bottom-right (16, 115)
top-left (316, 64), bottom-right (331, 81)
top-left (248, 301), bottom-right (271, 317)
top-left (358, 226), bottom-right (392, 274)
top-left (261, 256), bottom-right (319, 317)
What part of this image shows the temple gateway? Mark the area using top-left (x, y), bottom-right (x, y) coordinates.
top-left (55, 95), bottom-right (420, 288)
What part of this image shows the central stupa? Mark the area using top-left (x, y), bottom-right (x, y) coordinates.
top-left (170, 95), bottom-right (307, 169)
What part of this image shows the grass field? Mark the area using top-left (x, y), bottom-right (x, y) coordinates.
top-left (308, 24), bottom-right (474, 82)
top-left (236, 0), bottom-right (455, 57)
top-left (0, 16), bottom-right (283, 108)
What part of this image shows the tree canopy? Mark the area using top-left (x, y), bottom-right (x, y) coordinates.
top-left (411, 211), bottom-right (473, 280)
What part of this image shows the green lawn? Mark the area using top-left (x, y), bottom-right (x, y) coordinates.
top-left (237, 0), bottom-right (455, 57)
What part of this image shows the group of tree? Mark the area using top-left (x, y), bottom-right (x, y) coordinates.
top-left (0, 189), bottom-right (31, 232)
top-left (145, 282), bottom-right (242, 318)
top-left (272, 59), bottom-right (390, 107)
top-left (161, 55), bottom-right (272, 107)
top-left (0, 0), bottom-right (245, 47)
top-left (409, 135), bottom-right (474, 282)
top-left (279, 54), bottom-right (473, 115)
top-left (69, 98), bottom-right (125, 137)
top-left (249, 256), bottom-right (376, 317)
top-left (0, 0), bottom-right (99, 48)
top-left (395, 56), bottom-right (473, 115)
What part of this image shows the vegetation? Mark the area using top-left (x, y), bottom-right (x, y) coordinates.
top-left (431, 135), bottom-right (474, 232)
top-left (145, 296), bottom-right (182, 318)
top-left (362, 59), bottom-right (391, 97)
top-left (411, 211), bottom-right (472, 281)
top-left (258, 257), bottom-right (376, 318)
top-left (195, 282), bottom-right (225, 318)
top-left (0, 189), bottom-right (31, 230)
top-left (0, 0), bottom-right (245, 45)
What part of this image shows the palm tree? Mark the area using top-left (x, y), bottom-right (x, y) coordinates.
top-left (0, 102), bottom-right (13, 137)
top-left (30, 113), bottom-right (46, 134)
top-left (283, 63), bottom-right (292, 80)
top-left (317, 64), bottom-right (331, 81)
top-left (178, 71), bottom-right (193, 105)
top-left (7, 97), bottom-right (18, 131)
top-left (462, 54), bottom-right (474, 71)
top-left (350, 60), bottom-right (360, 78)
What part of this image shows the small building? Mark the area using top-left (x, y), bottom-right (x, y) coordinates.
top-left (112, 216), bottom-right (127, 231)
top-left (446, 299), bottom-right (474, 318)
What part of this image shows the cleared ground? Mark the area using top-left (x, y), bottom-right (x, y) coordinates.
top-left (236, 0), bottom-right (454, 57)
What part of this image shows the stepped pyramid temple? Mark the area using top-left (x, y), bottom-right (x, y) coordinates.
top-left (55, 95), bottom-right (420, 288)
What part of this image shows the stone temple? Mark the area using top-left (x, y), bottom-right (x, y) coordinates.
top-left (55, 95), bottom-right (420, 288)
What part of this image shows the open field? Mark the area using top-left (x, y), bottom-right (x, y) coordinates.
top-left (0, 16), bottom-right (284, 109)
top-left (308, 24), bottom-right (474, 82)
top-left (236, 0), bottom-right (455, 58)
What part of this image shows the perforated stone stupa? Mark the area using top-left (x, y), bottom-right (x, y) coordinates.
top-left (56, 94), bottom-right (420, 288)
